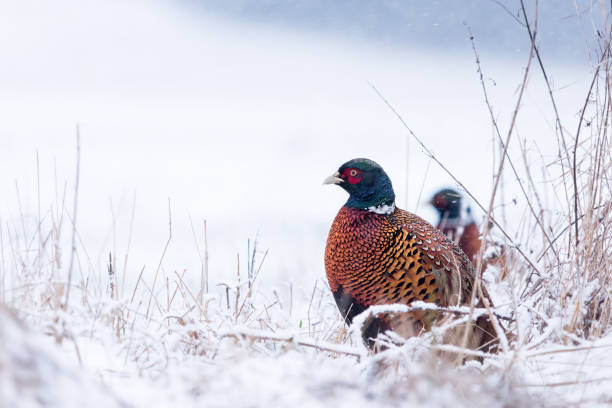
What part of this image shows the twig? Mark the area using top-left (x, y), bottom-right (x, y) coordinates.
top-left (518, 0), bottom-right (572, 171)
top-left (108, 252), bottom-right (115, 299)
top-left (466, 24), bottom-right (558, 261)
top-left (204, 220), bottom-right (209, 295)
top-left (236, 249), bottom-right (269, 318)
top-left (428, 344), bottom-right (499, 360)
top-left (189, 215), bottom-right (205, 302)
top-left (130, 265), bottom-right (146, 304)
top-left (173, 271), bottom-right (206, 316)
top-left (63, 125), bottom-right (81, 310)
top-left (535, 205), bottom-right (605, 263)
top-left (350, 302), bottom-right (513, 325)
top-left (307, 280), bottom-right (318, 336)
top-left (235, 253), bottom-right (240, 318)
top-left (146, 198), bottom-right (172, 319)
top-left (517, 377), bottom-right (612, 388)
top-left (571, 39), bottom-right (610, 247)
top-left (121, 191), bottom-right (136, 298)
top-left (518, 0), bottom-right (576, 252)
top-left (249, 235), bottom-right (258, 289)
top-left (523, 343), bottom-right (612, 358)
top-left (220, 328), bottom-right (364, 359)
top-left (489, 0), bottom-right (526, 27)
top-left (459, 0), bottom-right (539, 360)
top-left (36, 150), bottom-right (42, 275)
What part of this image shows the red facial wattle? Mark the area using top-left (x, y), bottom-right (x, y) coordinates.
top-left (341, 168), bottom-right (362, 185)
top-left (434, 195), bottom-right (448, 209)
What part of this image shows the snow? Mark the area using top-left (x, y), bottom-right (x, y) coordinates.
top-left (367, 203), bottom-right (396, 215)
top-left (0, 307), bottom-right (126, 408)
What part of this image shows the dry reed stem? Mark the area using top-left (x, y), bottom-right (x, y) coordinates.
top-left (236, 249), bottom-right (269, 318)
top-left (63, 126), bottom-right (80, 310)
top-left (219, 328), bottom-right (364, 359)
top-left (467, 24), bottom-right (558, 264)
top-left (204, 220), bottom-right (209, 295)
top-left (121, 191), bottom-right (137, 299)
top-left (519, 1), bottom-right (576, 251)
top-left (146, 198), bottom-right (172, 318)
top-left (458, 0), bottom-right (538, 360)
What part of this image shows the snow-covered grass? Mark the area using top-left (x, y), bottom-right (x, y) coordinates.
top-left (2, 106), bottom-right (610, 407)
top-left (1, 174), bottom-right (609, 408)
top-left (1, 1), bottom-right (612, 407)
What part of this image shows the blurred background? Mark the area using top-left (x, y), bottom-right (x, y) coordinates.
top-left (0, 0), bottom-right (598, 294)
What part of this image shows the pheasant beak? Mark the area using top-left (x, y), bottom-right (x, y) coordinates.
top-left (323, 171), bottom-right (343, 185)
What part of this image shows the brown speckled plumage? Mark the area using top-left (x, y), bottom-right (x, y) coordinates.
top-left (326, 206), bottom-right (464, 306)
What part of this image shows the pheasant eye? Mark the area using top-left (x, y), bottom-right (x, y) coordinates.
top-left (342, 168), bottom-right (362, 184)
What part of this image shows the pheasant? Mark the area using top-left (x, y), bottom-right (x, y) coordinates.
top-left (430, 188), bottom-right (507, 278)
top-left (324, 158), bottom-right (499, 353)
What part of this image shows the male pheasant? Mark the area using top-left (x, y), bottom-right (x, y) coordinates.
top-left (430, 188), bottom-right (507, 277)
top-left (324, 158), bottom-right (498, 352)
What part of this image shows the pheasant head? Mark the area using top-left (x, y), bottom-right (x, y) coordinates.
top-left (323, 158), bottom-right (395, 214)
top-left (430, 188), bottom-right (463, 220)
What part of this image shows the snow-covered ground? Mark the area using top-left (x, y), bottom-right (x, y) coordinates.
top-left (1, 1), bottom-right (611, 407)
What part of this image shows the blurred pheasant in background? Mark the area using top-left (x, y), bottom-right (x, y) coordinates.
top-left (429, 188), bottom-right (481, 265)
top-left (324, 158), bottom-right (500, 353)
top-left (430, 188), bottom-right (507, 278)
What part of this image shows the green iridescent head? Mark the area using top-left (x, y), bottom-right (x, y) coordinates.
top-left (324, 158), bottom-right (395, 212)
